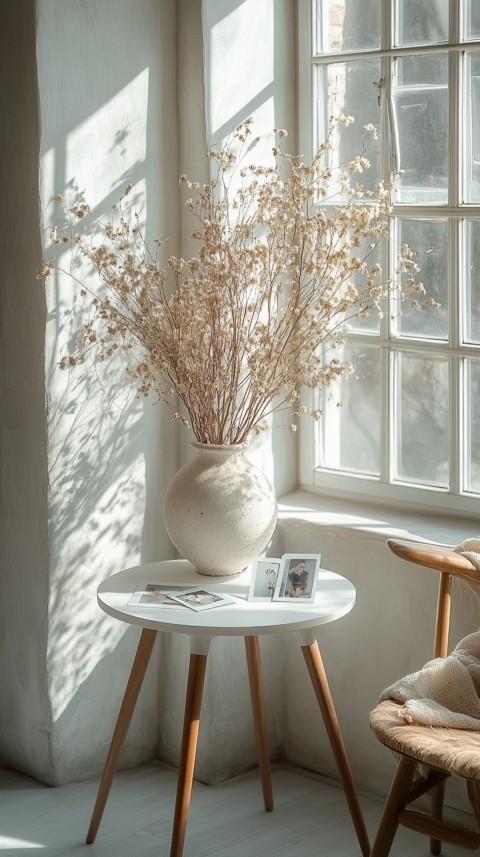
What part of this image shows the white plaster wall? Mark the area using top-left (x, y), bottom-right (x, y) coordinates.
top-left (0, 0), bottom-right (179, 786)
top-left (39, 0), bottom-right (180, 786)
top-left (0, 1), bottom-right (51, 780)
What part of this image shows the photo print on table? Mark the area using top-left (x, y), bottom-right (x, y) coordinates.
top-left (170, 588), bottom-right (237, 611)
top-left (128, 583), bottom-right (183, 607)
top-left (247, 557), bottom-right (282, 601)
top-left (273, 554), bottom-right (321, 603)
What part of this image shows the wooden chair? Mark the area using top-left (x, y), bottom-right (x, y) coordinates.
top-left (369, 538), bottom-right (480, 856)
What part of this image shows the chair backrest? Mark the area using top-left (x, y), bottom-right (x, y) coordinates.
top-left (387, 539), bottom-right (478, 659)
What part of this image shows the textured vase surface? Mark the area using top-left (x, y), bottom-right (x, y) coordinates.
top-left (163, 442), bottom-right (278, 576)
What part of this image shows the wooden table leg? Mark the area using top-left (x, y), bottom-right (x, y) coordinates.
top-left (86, 627), bottom-right (158, 844)
top-left (245, 636), bottom-right (274, 812)
top-left (170, 653), bottom-right (208, 857)
top-left (301, 640), bottom-right (370, 857)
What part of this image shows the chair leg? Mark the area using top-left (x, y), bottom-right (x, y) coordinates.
top-left (301, 641), bottom-right (370, 857)
top-left (370, 756), bottom-right (418, 857)
top-left (170, 653), bottom-right (208, 857)
top-left (245, 635), bottom-right (274, 811)
top-left (467, 780), bottom-right (480, 831)
top-left (429, 780), bottom-right (446, 855)
top-left (86, 627), bottom-right (158, 844)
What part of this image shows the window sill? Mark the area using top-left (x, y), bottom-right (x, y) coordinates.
top-left (277, 489), bottom-right (480, 547)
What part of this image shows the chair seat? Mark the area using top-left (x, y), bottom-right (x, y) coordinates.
top-left (370, 700), bottom-right (480, 781)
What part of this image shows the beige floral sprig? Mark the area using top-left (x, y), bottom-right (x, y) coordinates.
top-left (39, 114), bottom-right (429, 445)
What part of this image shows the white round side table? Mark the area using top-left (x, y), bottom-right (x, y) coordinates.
top-left (85, 559), bottom-right (369, 857)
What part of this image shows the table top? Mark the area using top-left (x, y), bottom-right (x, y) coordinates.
top-left (97, 559), bottom-right (356, 640)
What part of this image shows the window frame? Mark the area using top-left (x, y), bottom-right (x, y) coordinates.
top-left (297, 0), bottom-right (480, 517)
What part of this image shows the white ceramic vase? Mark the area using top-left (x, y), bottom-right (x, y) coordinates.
top-left (163, 442), bottom-right (278, 576)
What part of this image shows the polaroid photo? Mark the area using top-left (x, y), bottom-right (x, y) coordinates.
top-left (247, 557), bottom-right (282, 601)
top-left (128, 583), bottom-right (182, 608)
top-left (169, 588), bottom-right (237, 612)
top-left (273, 554), bottom-right (322, 603)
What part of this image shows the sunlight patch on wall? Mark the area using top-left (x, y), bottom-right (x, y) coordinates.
top-left (65, 68), bottom-right (149, 209)
top-left (41, 65), bottom-right (155, 723)
top-left (206, 0), bottom-right (273, 137)
top-left (44, 254), bottom-right (147, 721)
top-left (44, 355), bottom-right (146, 718)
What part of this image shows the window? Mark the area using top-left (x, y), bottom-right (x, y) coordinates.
top-left (298, 0), bottom-right (480, 515)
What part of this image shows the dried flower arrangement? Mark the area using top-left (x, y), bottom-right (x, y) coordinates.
top-left (39, 114), bottom-right (429, 445)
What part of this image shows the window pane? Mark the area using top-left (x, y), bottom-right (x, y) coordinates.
top-left (315, 0), bottom-right (381, 54)
top-left (349, 310), bottom-right (380, 335)
top-left (395, 0), bottom-right (448, 47)
top-left (465, 53), bottom-right (480, 202)
top-left (465, 359), bottom-right (480, 493)
top-left (394, 55), bottom-right (448, 204)
top-left (464, 1), bottom-right (480, 40)
top-left (316, 59), bottom-right (382, 193)
top-left (394, 352), bottom-right (449, 487)
top-left (322, 343), bottom-right (380, 476)
top-left (465, 220), bottom-right (480, 343)
top-left (395, 219), bottom-right (448, 339)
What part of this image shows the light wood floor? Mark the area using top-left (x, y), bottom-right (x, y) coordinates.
top-left (0, 761), bottom-right (471, 857)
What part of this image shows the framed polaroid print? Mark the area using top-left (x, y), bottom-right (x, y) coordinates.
top-left (273, 554), bottom-right (321, 603)
top-left (247, 557), bottom-right (282, 601)
top-left (169, 588), bottom-right (237, 612)
top-left (128, 583), bottom-right (182, 608)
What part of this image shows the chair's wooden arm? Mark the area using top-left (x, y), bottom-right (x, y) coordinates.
top-left (387, 538), bottom-right (478, 583)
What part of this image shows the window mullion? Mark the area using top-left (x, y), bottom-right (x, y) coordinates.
top-left (449, 4), bottom-right (462, 494)
top-left (297, 0), bottom-right (315, 163)
top-left (379, 32), bottom-right (392, 486)
top-left (378, 201), bottom-right (393, 487)
top-left (449, 48), bottom-right (462, 207)
top-left (450, 219), bottom-right (461, 494)
top-left (382, 337), bottom-right (392, 485)
top-left (382, 0), bottom-right (392, 51)
top-left (450, 354), bottom-right (462, 495)
top-left (451, 0), bottom-right (461, 44)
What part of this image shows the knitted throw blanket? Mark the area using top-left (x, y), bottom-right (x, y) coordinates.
top-left (379, 539), bottom-right (480, 729)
